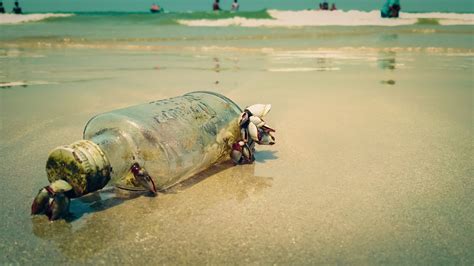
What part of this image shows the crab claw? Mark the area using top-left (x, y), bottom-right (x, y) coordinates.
top-left (258, 131), bottom-right (276, 145)
top-left (249, 116), bottom-right (275, 134)
top-left (247, 122), bottom-right (276, 145)
top-left (31, 180), bottom-right (73, 221)
top-left (238, 111), bottom-right (250, 127)
top-left (231, 143), bottom-right (243, 164)
top-left (31, 188), bottom-right (51, 215)
top-left (261, 125), bottom-right (275, 133)
top-left (249, 115), bottom-right (266, 128)
top-left (247, 122), bottom-right (260, 142)
top-left (231, 141), bottom-right (254, 164)
top-left (47, 193), bottom-right (71, 221)
top-left (240, 127), bottom-right (248, 142)
top-left (246, 104), bottom-right (271, 118)
top-left (131, 163), bottom-right (157, 195)
top-left (49, 179), bottom-right (73, 193)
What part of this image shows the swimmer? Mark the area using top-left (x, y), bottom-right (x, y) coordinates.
top-left (12, 1), bottom-right (22, 14)
top-left (381, 0), bottom-right (401, 18)
top-left (322, 1), bottom-right (329, 10)
top-left (150, 3), bottom-right (161, 13)
top-left (231, 0), bottom-right (239, 11)
top-left (213, 0), bottom-right (221, 11)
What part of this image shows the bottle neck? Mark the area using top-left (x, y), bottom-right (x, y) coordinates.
top-left (46, 140), bottom-right (111, 197)
top-left (88, 130), bottom-right (136, 183)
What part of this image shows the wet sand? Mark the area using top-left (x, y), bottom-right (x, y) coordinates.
top-left (0, 47), bottom-right (472, 264)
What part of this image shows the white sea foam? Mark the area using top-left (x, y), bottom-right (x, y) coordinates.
top-left (0, 81), bottom-right (56, 88)
top-left (0, 13), bottom-right (72, 25)
top-left (192, 46), bottom-right (473, 55)
top-left (178, 10), bottom-right (474, 27)
top-left (0, 81), bottom-right (27, 88)
top-left (267, 67), bottom-right (340, 72)
top-left (271, 50), bottom-right (372, 60)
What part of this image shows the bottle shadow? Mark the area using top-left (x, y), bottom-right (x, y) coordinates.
top-left (254, 150), bottom-right (278, 163)
top-left (378, 51), bottom-right (398, 86)
top-left (31, 158), bottom-right (274, 258)
top-left (163, 160), bottom-right (274, 202)
top-left (55, 154), bottom-right (276, 222)
top-left (378, 51), bottom-right (397, 71)
top-left (63, 187), bottom-right (144, 222)
top-left (164, 161), bottom-right (235, 193)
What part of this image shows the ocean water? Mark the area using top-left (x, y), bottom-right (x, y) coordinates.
top-left (1, 9), bottom-right (473, 264)
top-left (3, 0), bottom-right (474, 13)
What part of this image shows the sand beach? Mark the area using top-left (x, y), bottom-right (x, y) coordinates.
top-left (0, 4), bottom-right (473, 264)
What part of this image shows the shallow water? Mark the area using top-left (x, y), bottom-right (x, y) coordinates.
top-left (0, 15), bottom-right (473, 264)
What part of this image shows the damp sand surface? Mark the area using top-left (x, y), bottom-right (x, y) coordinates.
top-left (0, 23), bottom-right (473, 264)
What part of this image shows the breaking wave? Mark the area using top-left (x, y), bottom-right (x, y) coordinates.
top-left (178, 10), bottom-right (474, 27)
top-left (0, 13), bottom-right (73, 25)
top-left (267, 67), bottom-right (341, 72)
top-left (0, 11), bottom-right (269, 25)
top-left (1, 10), bottom-right (472, 27)
top-left (0, 80), bottom-right (56, 88)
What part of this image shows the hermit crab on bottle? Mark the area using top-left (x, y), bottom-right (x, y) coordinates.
top-left (31, 92), bottom-right (276, 221)
top-left (230, 104), bottom-right (276, 164)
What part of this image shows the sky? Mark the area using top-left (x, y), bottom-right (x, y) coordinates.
top-left (1, 0), bottom-right (473, 13)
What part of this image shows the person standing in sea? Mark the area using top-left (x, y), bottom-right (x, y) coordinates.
top-left (381, 0), bottom-right (401, 18)
top-left (231, 0), bottom-right (239, 11)
top-left (321, 1), bottom-right (329, 10)
top-left (0, 2), bottom-right (5, 13)
top-left (213, 0), bottom-right (221, 11)
top-left (12, 0), bottom-right (22, 14)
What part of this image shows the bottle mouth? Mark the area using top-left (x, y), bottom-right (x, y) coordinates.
top-left (45, 140), bottom-right (111, 197)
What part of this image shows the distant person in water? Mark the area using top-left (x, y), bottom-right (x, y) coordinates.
top-left (150, 3), bottom-right (161, 13)
top-left (321, 1), bottom-right (329, 10)
top-left (0, 2), bottom-right (5, 14)
top-left (213, 0), bottom-right (221, 11)
top-left (381, 0), bottom-right (401, 18)
top-left (231, 0), bottom-right (239, 11)
top-left (330, 3), bottom-right (337, 11)
top-left (12, 0), bottom-right (22, 14)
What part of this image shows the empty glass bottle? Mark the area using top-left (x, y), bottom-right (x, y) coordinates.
top-left (46, 91), bottom-right (242, 197)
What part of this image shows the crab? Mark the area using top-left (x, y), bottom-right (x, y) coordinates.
top-left (231, 104), bottom-right (275, 164)
top-left (32, 163), bottom-right (157, 221)
top-left (31, 180), bottom-right (73, 221)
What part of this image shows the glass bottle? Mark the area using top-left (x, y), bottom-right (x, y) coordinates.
top-left (45, 91), bottom-right (242, 197)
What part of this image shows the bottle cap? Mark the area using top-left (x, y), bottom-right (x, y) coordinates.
top-left (45, 140), bottom-right (111, 197)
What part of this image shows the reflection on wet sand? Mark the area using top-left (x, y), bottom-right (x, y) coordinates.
top-left (314, 57), bottom-right (338, 72)
top-left (380, 79), bottom-right (396, 85)
top-left (170, 161), bottom-right (273, 202)
top-left (213, 56), bottom-right (220, 85)
top-left (378, 51), bottom-right (397, 85)
top-left (31, 161), bottom-right (273, 260)
top-left (378, 51), bottom-right (397, 70)
top-left (254, 150), bottom-right (278, 163)
top-left (379, 33), bottom-right (399, 43)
